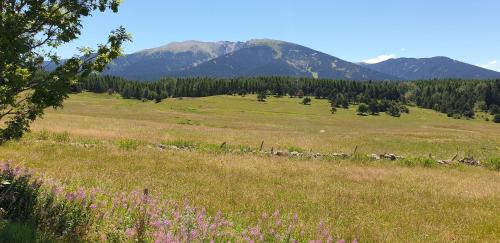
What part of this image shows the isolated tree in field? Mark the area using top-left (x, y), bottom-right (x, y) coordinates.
top-left (368, 100), bottom-right (379, 115)
top-left (357, 103), bottom-right (369, 116)
top-left (0, 0), bottom-right (130, 144)
top-left (302, 97), bottom-right (311, 105)
top-left (257, 91), bottom-right (267, 102)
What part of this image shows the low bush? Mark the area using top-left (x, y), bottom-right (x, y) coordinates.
top-left (0, 162), bottom-right (95, 241)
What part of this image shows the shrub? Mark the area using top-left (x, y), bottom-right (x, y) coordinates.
top-left (0, 163), bottom-right (40, 222)
top-left (0, 162), bottom-right (95, 241)
top-left (302, 97), bottom-right (312, 105)
top-left (386, 105), bottom-right (401, 117)
top-left (357, 103), bottom-right (369, 115)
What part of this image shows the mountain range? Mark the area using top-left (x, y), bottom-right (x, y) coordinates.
top-left (96, 39), bottom-right (500, 81)
top-left (361, 57), bottom-right (500, 80)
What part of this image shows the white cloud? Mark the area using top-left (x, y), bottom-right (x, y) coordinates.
top-left (362, 54), bottom-right (396, 64)
top-left (400, 48), bottom-right (407, 52)
top-left (477, 60), bottom-right (497, 69)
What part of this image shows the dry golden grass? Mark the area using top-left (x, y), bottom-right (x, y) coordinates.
top-left (0, 93), bottom-right (499, 242)
top-left (30, 93), bottom-right (500, 159)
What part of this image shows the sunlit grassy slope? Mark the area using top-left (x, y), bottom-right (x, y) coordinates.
top-left (0, 92), bottom-right (499, 242)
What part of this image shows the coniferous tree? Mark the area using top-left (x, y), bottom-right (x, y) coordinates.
top-left (368, 100), bottom-right (379, 115)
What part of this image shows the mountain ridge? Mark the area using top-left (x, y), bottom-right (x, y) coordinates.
top-left (168, 39), bottom-right (396, 80)
top-left (90, 39), bottom-right (500, 81)
top-left (361, 56), bottom-right (500, 80)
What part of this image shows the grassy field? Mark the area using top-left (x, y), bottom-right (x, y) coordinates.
top-left (1, 92), bottom-right (499, 242)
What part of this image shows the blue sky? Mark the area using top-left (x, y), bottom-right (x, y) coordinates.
top-left (58, 0), bottom-right (500, 71)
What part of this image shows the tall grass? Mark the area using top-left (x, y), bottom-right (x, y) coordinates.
top-left (0, 161), bottom-right (356, 242)
top-left (484, 157), bottom-right (500, 171)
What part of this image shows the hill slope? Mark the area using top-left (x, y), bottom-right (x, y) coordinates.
top-left (362, 57), bottom-right (500, 80)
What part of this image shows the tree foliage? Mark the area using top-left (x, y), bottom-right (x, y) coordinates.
top-left (0, 0), bottom-right (131, 143)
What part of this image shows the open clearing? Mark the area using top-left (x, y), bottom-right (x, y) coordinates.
top-left (1, 93), bottom-right (499, 242)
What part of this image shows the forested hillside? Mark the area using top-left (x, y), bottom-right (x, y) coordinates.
top-left (76, 76), bottom-right (500, 120)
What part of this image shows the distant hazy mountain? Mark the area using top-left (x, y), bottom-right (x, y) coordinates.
top-left (103, 40), bottom-right (245, 80)
top-left (170, 39), bottom-right (396, 80)
top-left (361, 57), bottom-right (500, 80)
top-left (103, 39), bottom-right (395, 81)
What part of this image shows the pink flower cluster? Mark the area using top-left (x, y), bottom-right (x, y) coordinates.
top-left (1, 161), bottom-right (359, 242)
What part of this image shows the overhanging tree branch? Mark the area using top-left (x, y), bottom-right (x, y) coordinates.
top-left (0, 0), bottom-right (130, 143)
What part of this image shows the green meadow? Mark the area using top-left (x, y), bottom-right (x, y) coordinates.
top-left (1, 92), bottom-right (499, 242)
